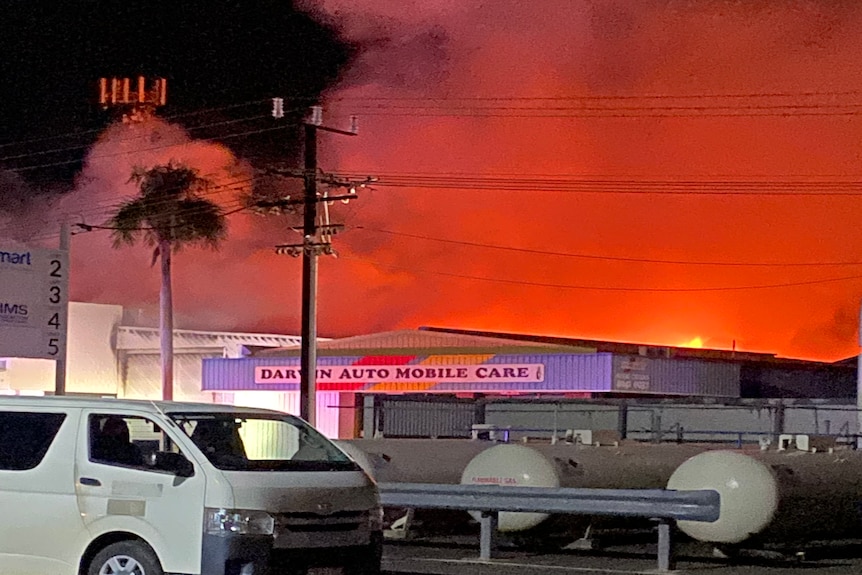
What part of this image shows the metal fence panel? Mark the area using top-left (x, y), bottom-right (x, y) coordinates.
top-left (381, 398), bottom-right (475, 438)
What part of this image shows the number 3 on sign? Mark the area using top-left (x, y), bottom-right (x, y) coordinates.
top-left (49, 285), bottom-right (61, 304)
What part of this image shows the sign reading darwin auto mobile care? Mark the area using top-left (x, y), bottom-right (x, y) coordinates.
top-left (0, 245), bottom-right (69, 360)
top-left (255, 363), bottom-right (545, 384)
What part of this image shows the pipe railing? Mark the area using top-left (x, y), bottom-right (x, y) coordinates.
top-left (378, 482), bottom-right (720, 572)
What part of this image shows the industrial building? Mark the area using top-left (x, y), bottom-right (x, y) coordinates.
top-left (3, 302), bottom-right (855, 441)
top-left (202, 326), bottom-right (858, 442)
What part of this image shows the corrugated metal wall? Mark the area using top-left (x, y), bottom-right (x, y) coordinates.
top-left (123, 353), bottom-right (219, 402)
top-left (230, 390), bottom-right (343, 439)
top-left (202, 353), bottom-right (617, 393)
top-left (238, 419), bottom-right (299, 459)
top-left (202, 353), bottom-right (739, 396)
top-left (785, 405), bottom-right (858, 436)
top-left (626, 405), bottom-right (773, 441)
top-left (379, 398), bottom-right (476, 438)
top-left (486, 403), bottom-right (619, 436)
top-left (373, 399), bottom-right (859, 442)
top-left (611, 355), bottom-right (739, 397)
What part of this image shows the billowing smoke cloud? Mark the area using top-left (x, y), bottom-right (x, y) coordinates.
top-left (294, 0), bottom-right (862, 360)
top-left (0, 170), bottom-right (61, 245)
top-left (55, 117), bottom-right (308, 332)
top-left (20, 1), bottom-right (862, 361)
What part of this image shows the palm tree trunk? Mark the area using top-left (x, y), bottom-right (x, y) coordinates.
top-left (159, 239), bottom-right (174, 401)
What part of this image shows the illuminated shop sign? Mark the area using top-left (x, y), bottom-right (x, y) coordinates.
top-left (255, 363), bottom-right (545, 384)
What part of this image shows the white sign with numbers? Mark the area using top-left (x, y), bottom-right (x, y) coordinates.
top-left (0, 246), bottom-right (69, 360)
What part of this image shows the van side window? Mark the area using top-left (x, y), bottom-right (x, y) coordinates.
top-left (89, 414), bottom-right (187, 472)
top-left (0, 411), bottom-right (66, 471)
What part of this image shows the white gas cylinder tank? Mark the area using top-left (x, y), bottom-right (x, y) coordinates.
top-left (460, 443), bottom-right (560, 532)
top-left (666, 450), bottom-right (779, 544)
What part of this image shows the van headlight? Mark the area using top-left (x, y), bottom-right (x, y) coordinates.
top-left (368, 506), bottom-right (384, 531)
top-left (205, 508), bottom-right (275, 536)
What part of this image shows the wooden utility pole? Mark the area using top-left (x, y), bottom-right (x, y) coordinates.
top-left (300, 117), bottom-right (320, 424)
top-left (270, 102), bottom-right (358, 425)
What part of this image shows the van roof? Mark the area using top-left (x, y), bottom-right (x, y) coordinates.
top-left (0, 395), bottom-right (289, 417)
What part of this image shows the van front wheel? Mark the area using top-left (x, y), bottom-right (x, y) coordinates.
top-left (88, 541), bottom-right (164, 575)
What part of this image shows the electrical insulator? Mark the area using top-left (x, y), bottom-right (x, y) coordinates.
top-left (310, 105), bottom-right (323, 126)
top-left (349, 115), bottom-right (359, 134)
top-left (272, 98), bottom-right (284, 119)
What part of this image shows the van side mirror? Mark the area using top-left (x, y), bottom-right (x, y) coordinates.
top-left (153, 451), bottom-right (195, 477)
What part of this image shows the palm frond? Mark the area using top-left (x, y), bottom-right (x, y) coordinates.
top-left (108, 162), bottom-right (227, 252)
top-left (108, 199), bottom-right (150, 248)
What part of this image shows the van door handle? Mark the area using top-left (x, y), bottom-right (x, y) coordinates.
top-left (79, 477), bottom-right (102, 486)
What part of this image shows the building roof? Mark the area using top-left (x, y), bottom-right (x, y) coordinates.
top-left (418, 326), bottom-right (813, 365)
top-left (251, 329), bottom-right (593, 357)
top-left (117, 327), bottom-right (304, 355)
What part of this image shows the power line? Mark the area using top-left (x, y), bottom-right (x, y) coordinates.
top-left (8, 124), bottom-right (298, 173)
top-left (330, 92), bottom-right (862, 118)
top-left (348, 109), bottom-right (862, 119)
top-left (7, 199), bottom-right (254, 245)
top-left (347, 103), bottom-right (862, 113)
top-left (2, 89), bottom-right (860, 158)
top-left (0, 102), bottom-right (312, 170)
top-left (75, 203), bottom-right (251, 234)
top-left (0, 99), bottom-right (271, 150)
top-left (343, 255), bottom-right (862, 293)
top-left (335, 172), bottom-right (862, 196)
top-left (341, 169), bottom-right (862, 179)
top-left (326, 89), bottom-right (862, 101)
top-left (0, 114), bottom-right (272, 163)
top-left (352, 226), bottom-right (862, 268)
top-left (0, 175), bottom-right (259, 240)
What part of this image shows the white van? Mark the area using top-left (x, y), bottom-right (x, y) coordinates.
top-left (0, 396), bottom-right (383, 575)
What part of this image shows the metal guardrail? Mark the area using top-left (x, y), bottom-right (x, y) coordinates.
top-left (377, 482), bottom-right (720, 571)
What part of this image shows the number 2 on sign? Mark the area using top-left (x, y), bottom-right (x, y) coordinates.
top-left (49, 259), bottom-right (62, 278)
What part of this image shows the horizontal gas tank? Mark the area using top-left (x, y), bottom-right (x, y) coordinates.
top-left (342, 438), bottom-right (715, 534)
top-left (343, 438), bottom-right (862, 544)
top-left (343, 438), bottom-right (718, 487)
top-left (667, 449), bottom-right (862, 545)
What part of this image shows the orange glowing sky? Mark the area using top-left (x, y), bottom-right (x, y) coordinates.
top-left (64, 1), bottom-right (862, 362)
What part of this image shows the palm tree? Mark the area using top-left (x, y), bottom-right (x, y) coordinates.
top-left (109, 162), bottom-right (227, 401)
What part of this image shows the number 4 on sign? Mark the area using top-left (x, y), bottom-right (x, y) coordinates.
top-left (48, 313), bottom-right (60, 329)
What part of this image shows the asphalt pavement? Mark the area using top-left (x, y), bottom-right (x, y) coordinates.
top-left (382, 539), bottom-right (862, 575)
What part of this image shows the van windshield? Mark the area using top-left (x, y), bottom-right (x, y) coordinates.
top-left (170, 412), bottom-right (359, 472)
